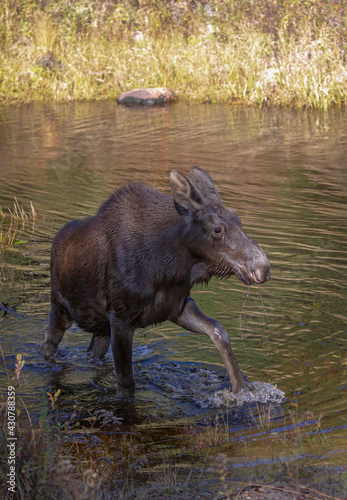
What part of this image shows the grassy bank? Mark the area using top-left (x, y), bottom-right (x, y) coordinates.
top-left (0, 0), bottom-right (346, 108)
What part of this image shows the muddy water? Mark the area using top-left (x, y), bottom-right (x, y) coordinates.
top-left (0, 103), bottom-right (346, 480)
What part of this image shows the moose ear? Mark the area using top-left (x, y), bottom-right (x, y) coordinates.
top-left (170, 170), bottom-right (203, 215)
top-left (189, 166), bottom-right (221, 200)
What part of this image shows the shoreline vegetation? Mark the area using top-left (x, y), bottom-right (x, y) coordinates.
top-left (0, 0), bottom-right (346, 108)
top-left (1, 349), bottom-right (345, 500)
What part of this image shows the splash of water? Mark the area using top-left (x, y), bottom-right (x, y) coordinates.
top-left (209, 381), bottom-right (286, 409)
top-left (239, 286), bottom-right (251, 333)
top-left (136, 360), bottom-right (286, 409)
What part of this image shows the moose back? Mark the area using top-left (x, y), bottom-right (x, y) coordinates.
top-left (41, 167), bottom-right (270, 397)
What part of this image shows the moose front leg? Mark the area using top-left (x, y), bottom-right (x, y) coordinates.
top-left (173, 298), bottom-right (246, 394)
top-left (110, 316), bottom-right (135, 398)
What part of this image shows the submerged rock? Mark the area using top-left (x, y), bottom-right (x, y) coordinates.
top-left (116, 87), bottom-right (177, 105)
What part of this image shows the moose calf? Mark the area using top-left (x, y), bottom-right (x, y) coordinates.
top-left (41, 167), bottom-right (270, 397)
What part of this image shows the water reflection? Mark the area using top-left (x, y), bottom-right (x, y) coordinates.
top-left (0, 103), bottom-right (346, 457)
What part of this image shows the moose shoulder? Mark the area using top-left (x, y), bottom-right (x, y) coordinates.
top-left (41, 167), bottom-right (270, 398)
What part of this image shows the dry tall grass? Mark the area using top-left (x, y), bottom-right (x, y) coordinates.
top-left (0, 0), bottom-right (346, 107)
top-left (0, 198), bottom-right (36, 284)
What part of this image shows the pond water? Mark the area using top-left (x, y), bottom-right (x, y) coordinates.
top-left (0, 103), bottom-right (346, 487)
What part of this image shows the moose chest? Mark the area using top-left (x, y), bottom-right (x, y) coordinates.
top-left (109, 274), bottom-right (192, 329)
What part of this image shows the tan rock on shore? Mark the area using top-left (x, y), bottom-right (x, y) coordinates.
top-left (116, 87), bottom-right (177, 105)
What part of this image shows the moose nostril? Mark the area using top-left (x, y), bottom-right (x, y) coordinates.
top-left (252, 267), bottom-right (270, 284)
top-left (250, 269), bottom-right (261, 284)
top-left (255, 269), bottom-right (263, 284)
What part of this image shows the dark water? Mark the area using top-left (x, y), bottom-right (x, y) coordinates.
top-left (0, 103), bottom-right (346, 479)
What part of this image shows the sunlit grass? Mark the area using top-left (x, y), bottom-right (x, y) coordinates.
top-left (0, 0), bottom-right (346, 107)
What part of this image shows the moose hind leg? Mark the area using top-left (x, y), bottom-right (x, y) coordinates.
top-left (41, 303), bottom-right (72, 359)
top-left (87, 334), bottom-right (111, 358)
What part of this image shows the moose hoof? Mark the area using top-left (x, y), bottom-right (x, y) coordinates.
top-left (40, 342), bottom-right (57, 360)
top-left (117, 384), bottom-right (135, 399)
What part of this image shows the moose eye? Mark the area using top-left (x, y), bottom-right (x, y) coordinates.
top-left (213, 226), bottom-right (224, 238)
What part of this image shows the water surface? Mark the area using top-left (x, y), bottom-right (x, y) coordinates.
top-left (0, 103), bottom-right (346, 485)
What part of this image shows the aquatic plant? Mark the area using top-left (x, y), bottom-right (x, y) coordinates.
top-left (0, 339), bottom-right (344, 499)
top-left (0, 197), bottom-right (36, 247)
top-left (249, 402), bottom-right (273, 431)
top-left (0, 198), bottom-right (36, 285)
